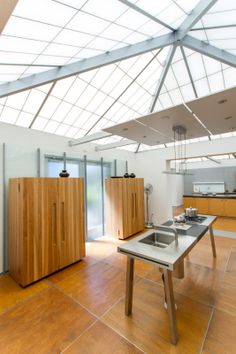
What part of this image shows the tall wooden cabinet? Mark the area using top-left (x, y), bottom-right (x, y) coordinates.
top-left (8, 178), bottom-right (85, 286)
top-left (105, 178), bottom-right (144, 239)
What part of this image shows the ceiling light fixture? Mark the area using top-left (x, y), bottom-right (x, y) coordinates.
top-left (173, 125), bottom-right (187, 174)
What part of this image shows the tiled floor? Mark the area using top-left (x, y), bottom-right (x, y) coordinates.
top-left (0, 217), bottom-right (236, 353)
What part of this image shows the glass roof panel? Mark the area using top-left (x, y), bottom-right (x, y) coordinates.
top-left (3, 16), bottom-right (60, 41)
top-left (13, 0), bottom-right (77, 27)
top-left (16, 112), bottom-right (34, 127)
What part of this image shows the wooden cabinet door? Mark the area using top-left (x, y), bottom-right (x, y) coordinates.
top-left (122, 179), bottom-right (135, 238)
top-left (41, 178), bottom-right (59, 276)
top-left (195, 198), bottom-right (209, 214)
top-left (105, 178), bottom-right (124, 238)
top-left (133, 179), bottom-right (144, 234)
top-left (183, 197), bottom-right (196, 208)
top-left (208, 198), bottom-right (225, 216)
top-left (225, 199), bottom-right (236, 217)
top-left (22, 179), bottom-right (44, 285)
top-left (9, 179), bottom-right (25, 285)
top-left (58, 178), bottom-right (85, 268)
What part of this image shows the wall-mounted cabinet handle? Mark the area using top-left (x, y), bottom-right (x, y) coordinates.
top-left (52, 202), bottom-right (57, 245)
top-left (135, 193), bottom-right (137, 217)
top-left (61, 201), bottom-right (65, 242)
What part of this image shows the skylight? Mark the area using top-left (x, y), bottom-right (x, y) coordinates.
top-left (0, 0), bottom-right (235, 151)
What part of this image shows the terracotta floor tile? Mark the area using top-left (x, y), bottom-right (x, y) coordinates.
top-left (85, 237), bottom-right (121, 259)
top-left (56, 261), bottom-right (132, 316)
top-left (173, 261), bottom-right (223, 306)
top-left (48, 256), bottom-right (98, 284)
top-left (214, 272), bottom-right (236, 316)
top-left (0, 287), bottom-right (95, 354)
top-left (104, 252), bottom-right (157, 278)
top-left (203, 309), bottom-right (236, 354)
top-left (102, 278), bottom-right (212, 354)
top-left (213, 217), bottom-right (236, 232)
top-left (187, 240), bottom-right (230, 271)
top-left (63, 320), bottom-right (144, 354)
top-left (0, 274), bottom-right (49, 313)
top-left (226, 250), bottom-right (236, 273)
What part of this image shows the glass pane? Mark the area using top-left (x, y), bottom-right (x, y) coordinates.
top-left (86, 162), bottom-right (103, 240)
top-left (47, 159), bottom-right (80, 177)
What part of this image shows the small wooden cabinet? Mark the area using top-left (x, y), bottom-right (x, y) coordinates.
top-left (8, 178), bottom-right (85, 286)
top-left (105, 178), bottom-right (144, 239)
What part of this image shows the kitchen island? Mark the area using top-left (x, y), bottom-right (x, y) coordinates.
top-left (118, 215), bottom-right (217, 345)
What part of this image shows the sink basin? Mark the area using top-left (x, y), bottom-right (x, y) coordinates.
top-left (139, 232), bottom-right (174, 248)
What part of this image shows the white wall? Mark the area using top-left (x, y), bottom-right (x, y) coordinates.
top-left (136, 136), bottom-right (236, 225)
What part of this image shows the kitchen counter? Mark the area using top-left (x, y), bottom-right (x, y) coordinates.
top-left (183, 195), bottom-right (236, 217)
top-left (118, 215), bottom-right (216, 270)
top-left (118, 215), bottom-right (217, 345)
top-left (184, 193), bottom-right (236, 198)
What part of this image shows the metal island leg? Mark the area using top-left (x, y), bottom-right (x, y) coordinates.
top-left (209, 225), bottom-right (217, 258)
top-left (163, 268), bottom-right (179, 345)
top-left (125, 257), bottom-right (134, 316)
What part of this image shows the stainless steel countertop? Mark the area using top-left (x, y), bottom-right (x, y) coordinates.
top-left (184, 193), bottom-right (236, 199)
top-left (118, 215), bottom-right (217, 270)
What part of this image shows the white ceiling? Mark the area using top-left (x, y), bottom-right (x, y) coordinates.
top-left (103, 87), bottom-right (236, 145)
top-left (0, 0), bottom-right (235, 151)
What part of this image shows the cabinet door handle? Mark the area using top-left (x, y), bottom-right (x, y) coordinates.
top-left (135, 193), bottom-right (137, 217)
top-left (61, 201), bottom-right (65, 242)
top-left (52, 203), bottom-right (57, 245)
top-left (132, 193), bottom-right (134, 218)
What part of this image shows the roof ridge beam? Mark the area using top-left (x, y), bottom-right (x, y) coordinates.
top-left (0, 33), bottom-right (175, 98)
top-left (176, 0), bottom-right (218, 40)
top-left (182, 35), bottom-right (236, 67)
top-left (118, 0), bottom-right (174, 31)
top-left (149, 44), bottom-right (177, 112)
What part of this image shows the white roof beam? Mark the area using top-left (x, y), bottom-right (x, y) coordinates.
top-left (180, 46), bottom-right (198, 98)
top-left (176, 0), bottom-right (218, 40)
top-left (68, 132), bottom-right (112, 146)
top-left (29, 82), bottom-right (56, 128)
top-left (0, 0), bottom-right (18, 33)
top-left (183, 35), bottom-right (236, 67)
top-left (0, 33), bottom-right (175, 98)
top-left (206, 156), bottom-right (221, 164)
top-left (150, 44), bottom-right (177, 112)
top-left (118, 0), bottom-right (174, 31)
top-left (95, 139), bottom-right (136, 151)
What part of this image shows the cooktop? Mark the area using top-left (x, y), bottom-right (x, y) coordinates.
top-left (185, 215), bottom-right (207, 224)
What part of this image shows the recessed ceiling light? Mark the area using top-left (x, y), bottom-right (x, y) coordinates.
top-left (224, 116), bottom-right (232, 120)
top-left (218, 99), bottom-right (227, 104)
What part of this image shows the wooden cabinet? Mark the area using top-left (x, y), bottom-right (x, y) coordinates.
top-left (208, 198), bottom-right (225, 216)
top-left (195, 198), bottom-right (209, 214)
top-left (183, 197), bottom-right (196, 209)
top-left (8, 178), bottom-right (85, 286)
top-left (225, 199), bottom-right (236, 217)
top-left (105, 178), bottom-right (144, 239)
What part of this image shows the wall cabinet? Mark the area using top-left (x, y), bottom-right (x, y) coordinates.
top-left (105, 178), bottom-right (144, 239)
top-left (9, 178), bottom-right (85, 286)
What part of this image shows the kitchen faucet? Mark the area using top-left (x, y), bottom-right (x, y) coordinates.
top-left (154, 224), bottom-right (178, 246)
